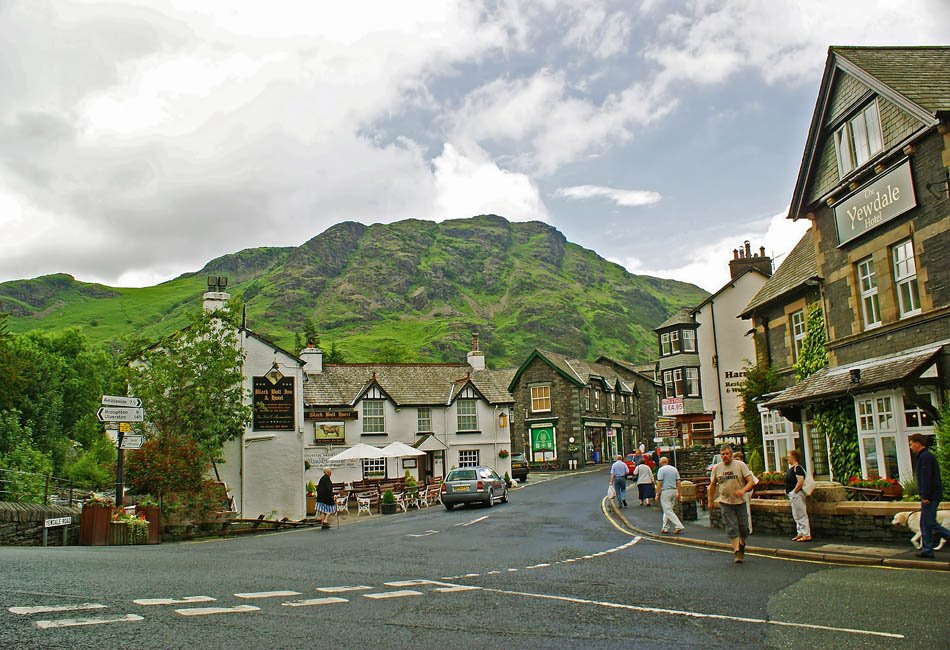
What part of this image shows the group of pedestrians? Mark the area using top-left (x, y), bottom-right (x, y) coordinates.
top-left (609, 453), bottom-right (683, 533)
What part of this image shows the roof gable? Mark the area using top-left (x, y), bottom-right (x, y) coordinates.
top-left (740, 228), bottom-right (819, 318)
top-left (789, 46), bottom-right (946, 220)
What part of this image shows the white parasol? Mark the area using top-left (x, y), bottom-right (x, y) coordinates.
top-left (327, 443), bottom-right (386, 461)
top-left (381, 441), bottom-right (426, 457)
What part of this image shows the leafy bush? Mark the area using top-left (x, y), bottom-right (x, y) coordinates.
top-left (381, 489), bottom-right (396, 504)
top-left (935, 392), bottom-right (950, 501)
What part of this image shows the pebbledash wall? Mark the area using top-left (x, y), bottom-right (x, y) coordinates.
top-left (0, 503), bottom-right (81, 546)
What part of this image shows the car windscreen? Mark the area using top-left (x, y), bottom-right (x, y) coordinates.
top-left (447, 470), bottom-right (477, 481)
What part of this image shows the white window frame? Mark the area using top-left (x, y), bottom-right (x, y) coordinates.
top-left (670, 330), bottom-right (681, 354)
top-left (457, 398), bottom-right (478, 431)
top-left (530, 385), bottom-right (552, 413)
top-left (834, 100), bottom-right (883, 177)
top-left (663, 371), bottom-right (674, 399)
top-left (682, 329), bottom-right (696, 352)
top-left (417, 407), bottom-right (432, 433)
top-left (685, 368), bottom-right (700, 397)
top-left (458, 449), bottom-right (479, 467)
top-left (856, 257), bottom-right (881, 329)
top-left (672, 369), bottom-right (684, 397)
top-left (904, 391), bottom-right (935, 429)
top-left (790, 309), bottom-right (806, 362)
top-left (759, 407), bottom-right (797, 472)
top-left (362, 457), bottom-right (386, 478)
top-left (855, 390), bottom-right (919, 482)
top-left (593, 389), bottom-right (601, 410)
top-left (660, 332), bottom-right (671, 356)
top-left (362, 400), bottom-right (385, 433)
top-left (892, 239), bottom-right (921, 318)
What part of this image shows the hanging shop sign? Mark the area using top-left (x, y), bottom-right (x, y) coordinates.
top-left (834, 159), bottom-right (916, 246)
top-left (306, 410), bottom-right (358, 421)
top-left (252, 376), bottom-right (295, 431)
top-left (530, 425), bottom-right (555, 454)
top-left (661, 397), bottom-right (684, 416)
top-left (315, 422), bottom-right (345, 444)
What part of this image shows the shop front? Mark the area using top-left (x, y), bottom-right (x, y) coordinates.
top-left (584, 420), bottom-right (607, 463)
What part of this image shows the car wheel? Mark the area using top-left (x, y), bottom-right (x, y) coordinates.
top-left (501, 488), bottom-right (508, 503)
top-left (485, 491), bottom-right (494, 507)
top-left (444, 502), bottom-right (455, 511)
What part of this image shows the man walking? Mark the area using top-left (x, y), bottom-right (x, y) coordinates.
top-left (909, 433), bottom-right (950, 558)
top-left (708, 445), bottom-right (755, 563)
top-left (656, 456), bottom-right (684, 534)
top-left (610, 454), bottom-right (629, 507)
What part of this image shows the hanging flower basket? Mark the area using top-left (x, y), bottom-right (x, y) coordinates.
top-left (498, 449), bottom-right (509, 459)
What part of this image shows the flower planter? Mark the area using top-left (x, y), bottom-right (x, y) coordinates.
top-left (136, 506), bottom-right (162, 544)
top-left (306, 495), bottom-right (317, 516)
top-left (79, 504), bottom-right (112, 546)
top-left (380, 502), bottom-right (397, 515)
top-left (109, 521), bottom-right (131, 545)
top-left (882, 485), bottom-right (903, 500)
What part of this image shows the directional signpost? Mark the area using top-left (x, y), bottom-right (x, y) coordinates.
top-left (99, 396), bottom-right (145, 507)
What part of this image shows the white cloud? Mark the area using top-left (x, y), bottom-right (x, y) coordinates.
top-left (555, 184), bottom-right (661, 207)
top-left (431, 143), bottom-right (549, 222)
top-left (613, 210), bottom-right (811, 292)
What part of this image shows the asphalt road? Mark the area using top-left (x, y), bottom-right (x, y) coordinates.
top-left (1, 470), bottom-right (948, 649)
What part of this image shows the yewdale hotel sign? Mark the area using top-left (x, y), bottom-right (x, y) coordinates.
top-left (834, 159), bottom-right (916, 246)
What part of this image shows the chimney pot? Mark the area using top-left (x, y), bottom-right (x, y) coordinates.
top-left (759, 246), bottom-right (766, 258)
top-left (744, 241), bottom-right (751, 256)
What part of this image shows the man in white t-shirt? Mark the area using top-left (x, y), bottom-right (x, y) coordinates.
top-left (609, 455), bottom-right (629, 507)
top-left (656, 456), bottom-right (684, 534)
top-left (708, 445), bottom-right (755, 563)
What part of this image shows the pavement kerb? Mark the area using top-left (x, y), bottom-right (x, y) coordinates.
top-left (607, 500), bottom-right (950, 571)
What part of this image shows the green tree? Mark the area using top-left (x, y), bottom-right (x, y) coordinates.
top-left (738, 359), bottom-right (777, 460)
top-left (127, 304), bottom-right (251, 460)
top-left (376, 339), bottom-right (409, 363)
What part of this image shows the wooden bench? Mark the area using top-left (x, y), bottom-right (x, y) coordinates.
top-left (845, 486), bottom-right (885, 501)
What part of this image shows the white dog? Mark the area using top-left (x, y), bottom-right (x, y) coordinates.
top-left (891, 510), bottom-right (949, 550)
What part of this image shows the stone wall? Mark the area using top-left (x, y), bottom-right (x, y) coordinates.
top-left (671, 445), bottom-right (744, 478)
top-left (0, 502), bottom-right (82, 546)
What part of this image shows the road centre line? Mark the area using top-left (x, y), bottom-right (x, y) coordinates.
top-left (175, 605), bottom-right (260, 617)
top-left (235, 591), bottom-right (301, 599)
top-left (35, 614), bottom-right (143, 629)
top-left (362, 590), bottom-right (423, 600)
top-left (470, 585), bottom-right (904, 640)
top-left (407, 530), bottom-right (440, 537)
top-left (281, 597), bottom-right (348, 607)
top-left (10, 603), bottom-right (107, 616)
top-left (133, 596), bottom-right (216, 606)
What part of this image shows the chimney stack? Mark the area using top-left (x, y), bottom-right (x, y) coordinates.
top-left (467, 332), bottom-right (485, 370)
top-left (300, 343), bottom-right (324, 374)
top-left (202, 276), bottom-right (230, 313)
top-left (728, 242), bottom-right (772, 280)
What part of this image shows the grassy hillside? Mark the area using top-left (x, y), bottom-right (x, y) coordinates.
top-left (1, 216), bottom-right (707, 365)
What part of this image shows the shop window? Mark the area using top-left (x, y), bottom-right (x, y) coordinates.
top-left (417, 407), bottom-right (431, 433)
top-left (875, 396), bottom-right (894, 431)
top-left (685, 368), bottom-right (700, 397)
top-left (530, 385), bottom-right (551, 413)
top-left (682, 329), bottom-right (696, 352)
top-left (892, 239), bottom-right (921, 318)
top-left (362, 400), bottom-right (385, 433)
top-left (457, 399), bottom-right (478, 431)
top-left (362, 457), bottom-right (386, 478)
top-left (904, 393), bottom-right (934, 429)
top-left (790, 309), bottom-right (806, 362)
top-left (458, 449), bottom-right (479, 467)
top-left (660, 332), bottom-right (671, 356)
top-left (834, 100), bottom-right (883, 177)
top-left (857, 398), bottom-right (875, 432)
top-left (856, 257), bottom-right (881, 329)
top-left (803, 415), bottom-right (829, 477)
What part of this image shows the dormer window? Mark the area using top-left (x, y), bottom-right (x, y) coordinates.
top-left (834, 100), bottom-right (883, 177)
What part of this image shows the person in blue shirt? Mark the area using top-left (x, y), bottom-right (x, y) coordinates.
top-left (909, 433), bottom-right (950, 558)
top-left (609, 455), bottom-right (629, 507)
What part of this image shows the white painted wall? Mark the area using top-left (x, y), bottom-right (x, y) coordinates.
top-left (693, 272), bottom-right (767, 439)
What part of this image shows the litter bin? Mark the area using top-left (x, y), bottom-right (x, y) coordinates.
top-left (592, 450), bottom-right (600, 464)
top-left (678, 480), bottom-right (698, 521)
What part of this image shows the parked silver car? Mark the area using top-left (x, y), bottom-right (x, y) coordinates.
top-left (441, 466), bottom-right (508, 509)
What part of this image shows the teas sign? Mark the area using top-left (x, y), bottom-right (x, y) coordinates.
top-left (253, 376), bottom-right (295, 431)
top-left (834, 159), bottom-right (916, 246)
top-left (530, 426), bottom-right (555, 452)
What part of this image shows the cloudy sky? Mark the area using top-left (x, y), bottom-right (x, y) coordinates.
top-left (1, 1), bottom-right (947, 292)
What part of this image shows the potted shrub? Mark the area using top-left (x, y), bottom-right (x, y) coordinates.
top-left (381, 489), bottom-right (397, 515)
top-left (306, 481), bottom-right (317, 517)
top-left (135, 495), bottom-right (162, 544)
top-left (503, 472), bottom-right (512, 488)
top-left (79, 494), bottom-right (114, 546)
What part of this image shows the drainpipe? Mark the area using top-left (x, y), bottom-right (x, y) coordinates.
top-left (709, 301), bottom-right (726, 436)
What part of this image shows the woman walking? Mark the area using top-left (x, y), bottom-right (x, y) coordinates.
top-left (316, 468), bottom-right (337, 530)
top-left (635, 460), bottom-right (655, 506)
top-left (786, 449), bottom-right (811, 541)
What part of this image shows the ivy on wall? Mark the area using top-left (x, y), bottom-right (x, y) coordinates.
top-left (738, 359), bottom-right (777, 469)
top-left (934, 392), bottom-right (950, 501)
top-left (794, 304), bottom-right (828, 381)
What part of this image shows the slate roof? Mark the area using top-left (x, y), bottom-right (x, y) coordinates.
top-left (740, 229), bottom-right (819, 318)
top-left (595, 356), bottom-right (661, 386)
top-left (303, 363), bottom-right (513, 407)
top-left (516, 349), bottom-right (634, 393)
top-left (655, 309), bottom-right (695, 332)
top-left (833, 47), bottom-right (950, 114)
top-left (765, 345), bottom-right (943, 409)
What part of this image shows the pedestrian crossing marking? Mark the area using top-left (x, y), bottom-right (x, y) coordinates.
top-left (282, 597), bottom-right (349, 607)
top-left (9, 603), bottom-right (107, 616)
top-left (363, 590), bottom-right (423, 599)
top-left (175, 605), bottom-right (260, 616)
top-left (35, 614), bottom-right (143, 629)
top-left (433, 586), bottom-right (479, 593)
top-left (133, 596), bottom-right (216, 606)
top-left (317, 585), bottom-right (372, 593)
top-left (234, 591), bottom-right (301, 599)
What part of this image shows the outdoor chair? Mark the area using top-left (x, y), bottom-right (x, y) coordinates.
top-left (334, 491), bottom-right (350, 515)
top-left (356, 492), bottom-right (377, 517)
top-left (393, 492), bottom-right (409, 513)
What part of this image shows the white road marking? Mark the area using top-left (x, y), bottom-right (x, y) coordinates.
top-left (317, 585), bottom-right (372, 593)
top-left (10, 603), bottom-right (107, 616)
top-left (35, 614), bottom-right (143, 629)
top-left (385, 580), bottom-right (435, 587)
top-left (454, 515), bottom-right (489, 527)
top-left (525, 563), bottom-right (551, 569)
top-left (363, 590), bottom-right (423, 600)
top-left (175, 605), bottom-right (260, 616)
top-left (234, 591), bottom-right (301, 599)
top-left (281, 597), bottom-right (348, 607)
top-left (473, 585), bottom-right (904, 640)
top-left (434, 586), bottom-right (479, 593)
top-left (133, 596), bottom-right (216, 606)
top-left (407, 530), bottom-right (440, 537)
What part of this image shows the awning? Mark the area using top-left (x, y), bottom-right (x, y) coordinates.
top-left (413, 434), bottom-right (447, 452)
top-left (765, 345), bottom-right (943, 411)
top-left (717, 419), bottom-right (747, 440)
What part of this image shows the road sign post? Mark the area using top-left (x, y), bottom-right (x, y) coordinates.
top-left (97, 407), bottom-right (144, 422)
top-left (101, 396), bottom-right (144, 508)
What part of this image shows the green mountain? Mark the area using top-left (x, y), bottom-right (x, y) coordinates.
top-left (1, 215), bottom-right (707, 365)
